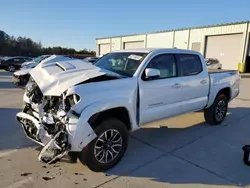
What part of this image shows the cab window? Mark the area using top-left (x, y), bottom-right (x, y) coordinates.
top-left (142, 54), bottom-right (177, 80)
top-left (176, 54), bottom-right (202, 76)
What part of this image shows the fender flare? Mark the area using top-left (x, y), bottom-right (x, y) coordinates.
top-left (69, 98), bottom-right (137, 151)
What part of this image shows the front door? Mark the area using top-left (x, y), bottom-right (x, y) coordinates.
top-left (138, 53), bottom-right (183, 125)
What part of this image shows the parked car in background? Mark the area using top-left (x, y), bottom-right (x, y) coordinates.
top-left (13, 55), bottom-right (75, 86)
top-left (83, 57), bottom-right (99, 64)
top-left (16, 48), bottom-right (240, 172)
top-left (206, 58), bottom-right (222, 69)
top-left (21, 55), bottom-right (51, 69)
top-left (0, 56), bottom-right (33, 72)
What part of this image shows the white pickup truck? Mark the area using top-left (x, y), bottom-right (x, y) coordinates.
top-left (16, 48), bottom-right (241, 172)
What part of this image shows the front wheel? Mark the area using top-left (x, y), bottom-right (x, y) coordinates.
top-left (204, 94), bottom-right (228, 125)
top-left (79, 118), bottom-right (129, 172)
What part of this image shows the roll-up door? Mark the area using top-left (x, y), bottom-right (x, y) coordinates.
top-left (99, 44), bottom-right (110, 56)
top-left (205, 34), bottom-right (243, 70)
top-left (123, 41), bottom-right (144, 49)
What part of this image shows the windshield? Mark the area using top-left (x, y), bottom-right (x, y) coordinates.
top-left (33, 55), bottom-right (49, 64)
top-left (94, 52), bottom-right (148, 77)
top-left (206, 59), bottom-right (218, 65)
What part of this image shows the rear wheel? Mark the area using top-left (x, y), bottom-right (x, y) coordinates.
top-left (204, 94), bottom-right (228, 125)
top-left (8, 65), bottom-right (15, 72)
top-left (79, 118), bottom-right (129, 172)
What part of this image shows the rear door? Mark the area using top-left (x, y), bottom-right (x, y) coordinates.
top-left (175, 53), bottom-right (209, 112)
top-left (139, 53), bottom-right (184, 125)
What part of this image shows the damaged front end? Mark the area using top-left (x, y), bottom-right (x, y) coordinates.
top-left (16, 79), bottom-right (77, 164)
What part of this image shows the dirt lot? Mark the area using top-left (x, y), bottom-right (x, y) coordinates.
top-left (0, 70), bottom-right (250, 188)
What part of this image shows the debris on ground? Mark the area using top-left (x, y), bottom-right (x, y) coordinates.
top-left (46, 171), bottom-right (50, 174)
top-left (105, 173), bottom-right (111, 176)
top-left (83, 178), bottom-right (87, 181)
top-left (8, 159), bottom-right (11, 161)
top-left (42, 177), bottom-right (55, 181)
top-left (21, 173), bottom-right (32, 176)
top-left (75, 182), bottom-right (79, 185)
top-left (56, 172), bottom-right (62, 175)
top-left (53, 165), bottom-right (60, 167)
top-left (159, 125), bottom-right (168, 128)
top-left (42, 166), bottom-right (47, 168)
top-left (75, 173), bottom-right (84, 175)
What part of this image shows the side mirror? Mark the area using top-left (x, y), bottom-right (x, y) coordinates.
top-left (145, 68), bottom-right (160, 80)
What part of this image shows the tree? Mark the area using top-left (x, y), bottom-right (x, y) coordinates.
top-left (0, 30), bottom-right (95, 57)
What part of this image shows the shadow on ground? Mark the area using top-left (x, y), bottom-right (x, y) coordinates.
top-left (0, 108), bottom-right (35, 151)
top-left (0, 82), bottom-right (20, 89)
top-left (241, 74), bottom-right (250, 78)
top-left (0, 70), bottom-right (21, 89)
top-left (104, 107), bottom-right (250, 187)
top-left (0, 71), bottom-right (12, 76)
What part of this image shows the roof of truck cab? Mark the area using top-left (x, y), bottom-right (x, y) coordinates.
top-left (112, 48), bottom-right (200, 54)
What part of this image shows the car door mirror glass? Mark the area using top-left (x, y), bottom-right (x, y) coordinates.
top-left (145, 68), bottom-right (160, 80)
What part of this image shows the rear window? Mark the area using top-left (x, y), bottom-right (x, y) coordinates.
top-left (176, 54), bottom-right (202, 76)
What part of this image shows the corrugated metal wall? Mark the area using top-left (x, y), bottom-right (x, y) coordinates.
top-left (111, 38), bottom-right (121, 51)
top-left (96, 22), bottom-right (250, 71)
top-left (147, 32), bottom-right (174, 48)
top-left (173, 30), bottom-right (189, 49)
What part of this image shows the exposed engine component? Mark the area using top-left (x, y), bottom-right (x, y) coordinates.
top-left (17, 74), bottom-right (85, 165)
top-left (25, 80), bottom-right (43, 104)
top-left (64, 94), bottom-right (80, 111)
top-left (17, 98), bottom-right (70, 164)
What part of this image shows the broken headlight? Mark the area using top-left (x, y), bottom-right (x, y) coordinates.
top-left (64, 94), bottom-right (80, 111)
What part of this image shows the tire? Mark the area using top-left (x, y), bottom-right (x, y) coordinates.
top-left (68, 152), bottom-right (79, 163)
top-left (79, 118), bottom-right (129, 172)
top-left (8, 65), bottom-right (15, 72)
top-left (204, 93), bottom-right (228, 125)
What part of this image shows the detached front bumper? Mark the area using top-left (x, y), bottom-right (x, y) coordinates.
top-left (16, 112), bottom-right (45, 146)
top-left (16, 109), bottom-right (97, 152)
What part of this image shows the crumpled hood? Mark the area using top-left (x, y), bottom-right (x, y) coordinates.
top-left (30, 59), bottom-right (121, 96)
top-left (14, 68), bottom-right (32, 76)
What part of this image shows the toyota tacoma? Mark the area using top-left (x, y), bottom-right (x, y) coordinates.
top-left (16, 48), bottom-right (241, 172)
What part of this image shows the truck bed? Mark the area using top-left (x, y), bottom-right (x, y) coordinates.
top-left (208, 69), bottom-right (237, 74)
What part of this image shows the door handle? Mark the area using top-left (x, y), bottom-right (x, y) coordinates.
top-left (200, 79), bottom-right (207, 84)
top-left (172, 83), bottom-right (181, 88)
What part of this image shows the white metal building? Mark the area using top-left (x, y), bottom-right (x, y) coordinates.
top-left (96, 21), bottom-right (250, 72)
